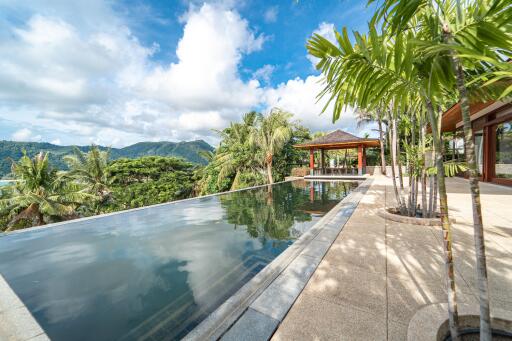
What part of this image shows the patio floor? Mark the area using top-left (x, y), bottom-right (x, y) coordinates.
top-left (271, 176), bottom-right (512, 340)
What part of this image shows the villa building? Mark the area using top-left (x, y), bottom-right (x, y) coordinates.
top-left (441, 100), bottom-right (512, 186)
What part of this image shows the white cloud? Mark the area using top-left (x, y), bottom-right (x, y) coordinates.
top-left (140, 4), bottom-right (265, 112)
top-left (11, 128), bottom-right (42, 142)
top-left (264, 6), bottom-right (278, 23)
top-left (264, 75), bottom-right (374, 136)
top-left (0, 2), bottom-right (367, 147)
top-left (0, 3), bottom-right (267, 147)
top-left (307, 22), bottom-right (336, 68)
top-left (253, 64), bottom-right (275, 85)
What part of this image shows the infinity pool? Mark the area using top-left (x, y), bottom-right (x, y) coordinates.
top-left (0, 180), bottom-right (357, 341)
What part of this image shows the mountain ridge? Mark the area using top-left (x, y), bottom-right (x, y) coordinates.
top-left (0, 140), bottom-right (214, 177)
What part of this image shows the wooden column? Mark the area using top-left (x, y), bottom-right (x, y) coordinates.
top-left (362, 147), bottom-right (367, 175)
top-left (320, 149), bottom-right (325, 174)
top-left (309, 182), bottom-right (314, 202)
top-left (309, 149), bottom-right (314, 175)
top-left (358, 145), bottom-right (363, 175)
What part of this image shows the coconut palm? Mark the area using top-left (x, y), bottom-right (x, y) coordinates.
top-left (0, 152), bottom-right (89, 231)
top-left (215, 112), bottom-right (261, 190)
top-left (195, 112), bottom-right (264, 194)
top-left (61, 146), bottom-right (113, 211)
top-left (250, 108), bottom-right (293, 184)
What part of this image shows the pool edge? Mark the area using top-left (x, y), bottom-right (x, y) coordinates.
top-left (1, 180), bottom-right (295, 237)
top-left (184, 178), bottom-right (373, 341)
top-left (0, 275), bottom-right (50, 341)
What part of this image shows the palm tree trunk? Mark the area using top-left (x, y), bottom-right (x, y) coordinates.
top-left (421, 121), bottom-right (428, 217)
top-left (452, 51), bottom-right (491, 340)
top-left (433, 174), bottom-right (438, 214)
top-left (411, 114), bottom-right (418, 216)
top-left (395, 117), bottom-right (404, 190)
top-left (428, 174), bottom-right (434, 218)
top-left (427, 99), bottom-right (460, 340)
top-left (7, 203), bottom-right (43, 231)
top-left (267, 158), bottom-right (274, 184)
top-left (389, 113), bottom-right (405, 212)
top-left (378, 110), bottom-right (387, 175)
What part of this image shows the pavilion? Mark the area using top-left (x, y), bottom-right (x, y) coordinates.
top-left (294, 129), bottom-right (380, 176)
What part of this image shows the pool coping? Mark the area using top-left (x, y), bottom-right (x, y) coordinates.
top-left (184, 177), bottom-right (373, 341)
top-left (0, 275), bottom-right (50, 340)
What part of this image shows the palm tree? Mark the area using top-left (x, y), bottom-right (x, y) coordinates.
top-left (355, 108), bottom-right (387, 175)
top-left (0, 152), bottom-right (89, 231)
top-left (376, 1), bottom-right (512, 338)
top-left (215, 112), bottom-right (261, 190)
top-left (62, 146), bottom-right (113, 211)
top-left (195, 112), bottom-right (263, 194)
top-left (250, 108), bottom-right (293, 184)
top-left (309, 0), bottom-right (512, 337)
top-left (308, 22), bottom-right (463, 339)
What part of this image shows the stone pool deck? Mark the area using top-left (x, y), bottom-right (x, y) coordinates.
top-left (272, 176), bottom-right (512, 340)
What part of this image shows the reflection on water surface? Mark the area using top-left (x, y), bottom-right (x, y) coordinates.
top-left (0, 180), bottom-right (357, 340)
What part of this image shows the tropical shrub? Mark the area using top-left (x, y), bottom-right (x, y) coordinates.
top-left (106, 156), bottom-right (195, 210)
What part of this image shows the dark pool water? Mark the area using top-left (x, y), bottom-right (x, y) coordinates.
top-left (0, 180), bottom-right (357, 341)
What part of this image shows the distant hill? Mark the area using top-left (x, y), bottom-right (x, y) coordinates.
top-left (0, 140), bottom-right (214, 178)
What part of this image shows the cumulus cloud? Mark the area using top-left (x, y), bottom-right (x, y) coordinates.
top-left (0, 3), bottom-right (267, 146)
top-left (264, 75), bottom-right (374, 136)
top-left (0, 2), bottom-right (367, 147)
top-left (11, 128), bottom-right (42, 142)
top-left (140, 4), bottom-right (265, 111)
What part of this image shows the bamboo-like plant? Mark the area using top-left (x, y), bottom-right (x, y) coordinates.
top-left (307, 19), bottom-right (464, 339)
top-left (373, 1), bottom-right (512, 338)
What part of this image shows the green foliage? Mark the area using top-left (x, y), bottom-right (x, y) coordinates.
top-left (196, 110), bottom-right (310, 195)
top-left (272, 124), bottom-right (311, 181)
top-left (249, 108), bottom-right (295, 184)
top-left (0, 152), bottom-right (91, 231)
top-left (220, 183), bottom-right (311, 241)
top-left (426, 161), bottom-right (469, 177)
top-left (0, 140), bottom-right (214, 178)
top-left (106, 156), bottom-right (195, 210)
top-left (61, 146), bottom-right (113, 213)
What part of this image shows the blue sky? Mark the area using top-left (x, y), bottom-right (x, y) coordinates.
top-left (0, 0), bottom-right (377, 147)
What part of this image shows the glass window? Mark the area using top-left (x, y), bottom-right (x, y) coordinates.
top-left (495, 121), bottom-right (512, 179)
top-left (474, 130), bottom-right (484, 176)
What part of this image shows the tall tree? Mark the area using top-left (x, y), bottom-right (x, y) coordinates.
top-left (307, 21), bottom-right (463, 339)
top-left (375, 1), bottom-right (512, 338)
top-left (250, 108), bottom-right (293, 184)
top-left (62, 146), bottom-right (113, 211)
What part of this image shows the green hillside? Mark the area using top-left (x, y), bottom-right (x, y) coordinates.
top-left (0, 140), bottom-right (214, 178)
